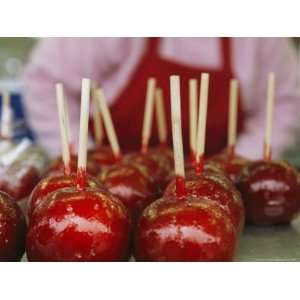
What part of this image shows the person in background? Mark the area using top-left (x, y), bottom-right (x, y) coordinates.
top-left (22, 38), bottom-right (300, 159)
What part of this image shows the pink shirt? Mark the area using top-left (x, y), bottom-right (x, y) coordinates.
top-left (22, 38), bottom-right (300, 159)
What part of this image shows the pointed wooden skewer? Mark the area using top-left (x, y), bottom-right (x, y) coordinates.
top-left (141, 78), bottom-right (156, 153)
top-left (91, 82), bottom-right (104, 148)
top-left (1, 90), bottom-right (13, 140)
top-left (227, 79), bottom-right (238, 160)
top-left (56, 83), bottom-right (71, 175)
top-left (155, 87), bottom-right (167, 146)
top-left (96, 88), bottom-right (121, 162)
top-left (195, 73), bottom-right (210, 175)
top-left (77, 78), bottom-right (91, 189)
top-left (170, 75), bottom-right (186, 199)
top-left (263, 72), bottom-right (275, 161)
top-left (189, 79), bottom-right (198, 162)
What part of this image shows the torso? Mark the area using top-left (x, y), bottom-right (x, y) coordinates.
top-left (94, 37), bottom-right (245, 155)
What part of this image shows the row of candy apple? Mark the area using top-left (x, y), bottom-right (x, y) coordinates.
top-left (1, 72), bottom-right (300, 261)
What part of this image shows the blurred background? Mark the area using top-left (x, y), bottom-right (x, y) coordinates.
top-left (0, 38), bottom-right (37, 141)
top-left (1, 38), bottom-right (299, 84)
top-left (0, 38), bottom-right (36, 79)
top-left (1, 37), bottom-right (300, 164)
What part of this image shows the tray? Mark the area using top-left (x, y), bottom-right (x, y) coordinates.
top-left (236, 216), bottom-right (300, 261)
top-left (22, 215), bottom-right (300, 262)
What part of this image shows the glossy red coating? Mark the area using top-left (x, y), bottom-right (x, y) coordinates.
top-left (134, 196), bottom-right (237, 261)
top-left (102, 163), bottom-right (159, 221)
top-left (76, 168), bottom-right (87, 190)
top-left (148, 146), bottom-right (174, 166)
top-left (237, 160), bottom-right (300, 225)
top-left (209, 152), bottom-right (249, 184)
top-left (26, 187), bottom-right (131, 261)
top-left (28, 173), bottom-right (104, 218)
top-left (125, 152), bottom-right (162, 181)
top-left (48, 154), bottom-right (99, 176)
top-left (148, 146), bottom-right (174, 189)
top-left (0, 192), bottom-right (27, 261)
top-left (185, 160), bottom-right (228, 180)
top-left (189, 151), bottom-right (196, 165)
top-left (88, 146), bottom-right (118, 167)
top-left (195, 154), bottom-right (205, 175)
top-left (165, 171), bottom-right (245, 233)
top-left (0, 164), bottom-right (40, 201)
top-left (125, 148), bottom-right (173, 193)
top-left (175, 176), bottom-right (187, 199)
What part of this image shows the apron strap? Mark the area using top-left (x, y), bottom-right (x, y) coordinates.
top-left (148, 37), bottom-right (160, 55)
top-left (221, 37), bottom-right (232, 71)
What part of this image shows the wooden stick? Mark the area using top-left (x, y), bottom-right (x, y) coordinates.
top-left (57, 85), bottom-right (73, 152)
top-left (227, 79), bottom-right (238, 159)
top-left (264, 72), bottom-right (275, 161)
top-left (170, 75), bottom-right (186, 198)
top-left (141, 78), bottom-right (156, 153)
top-left (195, 73), bottom-right (210, 174)
top-left (91, 82), bottom-right (104, 147)
top-left (56, 83), bottom-right (71, 175)
top-left (1, 90), bottom-right (13, 140)
top-left (189, 79), bottom-right (198, 160)
top-left (77, 78), bottom-right (91, 189)
top-left (96, 88), bottom-right (121, 160)
top-left (155, 88), bottom-right (167, 145)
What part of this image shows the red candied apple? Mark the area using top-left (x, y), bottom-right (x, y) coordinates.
top-left (88, 146), bottom-right (117, 167)
top-left (237, 160), bottom-right (300, 225)
top-left (135, 74), bottom-right (238, 261)
top-left (164, 171), bottom-right (245, 233)
top-left (134, 195), bottom-right (237, 261)
top-left (185, 159), bottom-right (228, 180)
top-left (148, 146), bottom-right (174, 167)
top-left (28, 172), bottom-right (104, 218)
top-left (125, 150), bottom-right (173, 194)
top-left (48, 154), bottom-right (99, 176)
top-left (0, 163), bottom-right (40, 201)
top-left (26, 187), bottom-right (131, 261)
top-left (148, 146), bottom-right (174, 186)
top-left (209, 152), bottom-right (249, 183)
top-left (0, 192), bottom-right (27, 261)
top-left (101, 163), bottom-right (159, 221)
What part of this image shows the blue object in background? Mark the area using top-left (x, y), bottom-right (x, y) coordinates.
top-left (0, 92), bottom-right (35, 141)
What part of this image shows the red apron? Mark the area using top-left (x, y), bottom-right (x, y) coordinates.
top-left (97, 37), bottom-right (245, 155)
